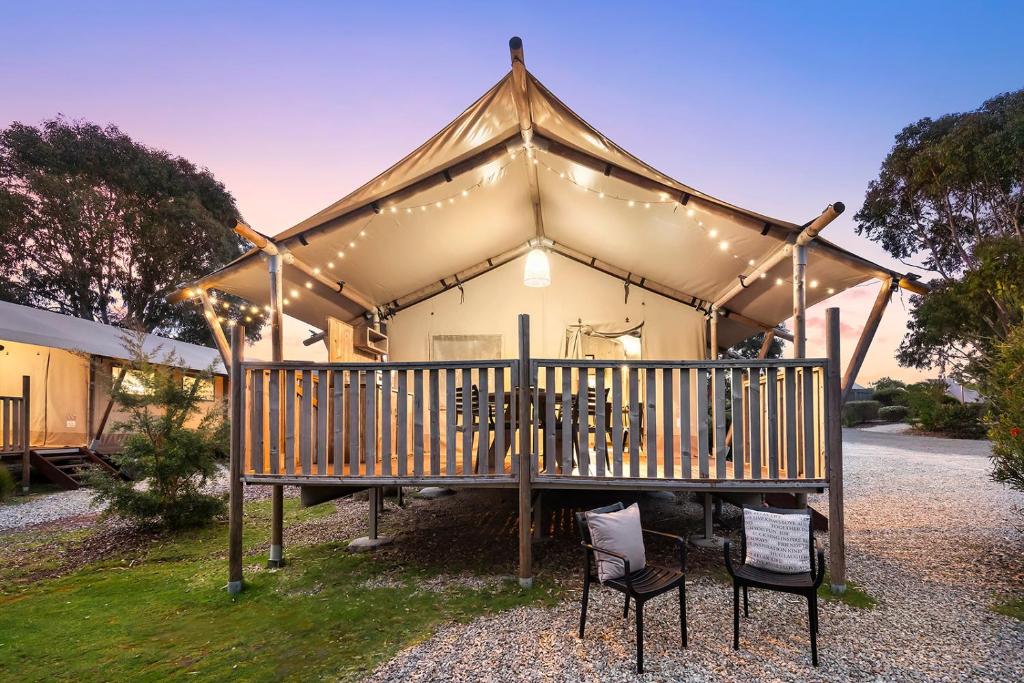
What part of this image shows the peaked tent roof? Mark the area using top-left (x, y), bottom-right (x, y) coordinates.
top-left (174, 47), bottom-right (913, 349)
top-left (0, 300), bottom-right (225, 374)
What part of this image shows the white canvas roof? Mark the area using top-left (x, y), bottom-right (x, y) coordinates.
top-left (0, 300), bottom-right (225, 374)
top-left (174, 43), bottom-right (907, 350)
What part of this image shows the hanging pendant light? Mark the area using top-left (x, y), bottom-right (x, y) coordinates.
top-left (523, 247), bottom-right (551, 287)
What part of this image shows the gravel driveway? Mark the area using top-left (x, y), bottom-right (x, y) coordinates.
top-left (367, 429), bottom-right (1024, 682)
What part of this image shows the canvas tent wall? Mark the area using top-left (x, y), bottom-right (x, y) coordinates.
top-left (387, 252), bottom-right (706, 361)
top-left (0, 301), bottom-right (226, 447)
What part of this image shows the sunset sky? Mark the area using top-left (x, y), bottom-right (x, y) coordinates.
top-left (3, 2), bottom-right (1023, 383)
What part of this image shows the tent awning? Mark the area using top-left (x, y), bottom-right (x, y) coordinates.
top-left (172, 56), bottom-right (917, 350)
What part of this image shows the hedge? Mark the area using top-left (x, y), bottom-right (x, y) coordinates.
top-left (878, 405), bottom-right (910, 422)
top-left (843, 400), bottom-right (881, 426)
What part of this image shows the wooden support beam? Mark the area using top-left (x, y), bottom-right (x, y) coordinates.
top-left (509, 37), bottom-right (546, 243)
top-left (89, 366), bottom-right (127, 450)
top-left (713, 203), bottom-right (844, 312)
top-left (538, 133), bottom-right (797, 243)
top-left (199, 289), bottom-right (232, 370)
top-left (709, 312), bottom-right (719, 360)
top-left (825, 307), bottom-right (846, 592)
top-left (517, 313), bottom-right (533, 588)
top-left (792, 244), bottom-right (807, 359)
top-left (21, 375), bottom-right (30, 494)
top-left (228, 324), bottom-right (245, 594)
top-left (268, 254), bottom-right (285, 569)
top-left (841, 277), bottom-right (894, 404)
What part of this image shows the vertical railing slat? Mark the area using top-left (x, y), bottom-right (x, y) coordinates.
top-left (299, 370), bottom-right (312, 475)
top-left (477, 368), bottom-right (489, 474)
top-left (348, 371), bottom-right (360, 477)
top-left (731, 368), bottom-right (745, 480)
top-left (284, 370), bottom-right (296, 476)
top-left (461, 369), bottom-right (473, 476)
top-left (595, 368), bottom-right (606, 478)
top-left (662, 368), bottom-right (674, 479)
top-left (544, 366), bottom-right (556, 474)
top-left (612, 368), bottom-right (624, 477)
top-left (365, 370), bottom-right (377, 476)
top-left (267, 370), bottom-right (279, 475)
top-left (429, 368), bottom-right (440, 476)
top-left (679, 368), bottom-right (691, 478)
top-left (628, 367), bottom-right (640, 478)
top-left (396, 371), bottom-right (408, 476)
top-left (577, 367), bottom-right (590, 476)
top-left (766, 368), bottom-right (779, 479)
top-left (749, 368), bottom-right (762, 480)
top-left (413, 369), bottom-right (424, 477)
top-left (381, 370), bottom-right (392, 476)
top-left (494, 367), bottom-right (505, 474)
top-left (697, 368), bottom-right (709, 478)
top-left (561, 367), bottom-right (573, 475)
top-left (714, 368), bottom-right (727, 479)
top-left (332, 370), bottom-right (344, 475)
top-left (645, 368), bottom-right (657, 478)
top-left (784, 367), bottom-right (797, 479)
top-left (316, 370), bottom-right (329, 475)
top-left (445, 369), bottom-right (456, 475)
top-left (252, 370), bottom-right (264, 474)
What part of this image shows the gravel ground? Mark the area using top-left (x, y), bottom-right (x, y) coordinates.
top-left (366, 429), bottom-right (1024, 682)
top-left (0, 465), bottom-right (271, 533)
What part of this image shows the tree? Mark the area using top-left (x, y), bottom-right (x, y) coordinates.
top-left (985, 324), bottom-right (1024, 492)
top-left (89, 334), bottom-right (227, 529)
top-left (855, 89), bottom-right (1024, 383)
top-left (728, 328), bottom-right (786, 360)
top-left (0, 117), bottom-right (263, 344)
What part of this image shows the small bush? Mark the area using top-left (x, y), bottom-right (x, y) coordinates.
top-left (843, 400), bottom-right (880, 426)
top-left (0, 467), bottom-right (15, 501)
top-left (872, 386), bottom-right (910, 407)
top-left (878, 405), bottom-right (910, 422)
top-left (90, 333), bottom-right (227, 530)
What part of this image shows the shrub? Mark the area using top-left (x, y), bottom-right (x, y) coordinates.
top-left (843, 400), bottom-right (880, 426)
top-left (878, 405), bottom-right (910, 422)
top-left (90, 333), bottom-right (227, 530)
top-left (0, 467), bottom-right (15, 501)
top-left (983, 324), bottom-right (1024, 493)
top-left (872, 387), bottom-right (910, 407)
top-left (906, 380), bottom-right (986, 438)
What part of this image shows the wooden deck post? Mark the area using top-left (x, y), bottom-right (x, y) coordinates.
top-left (825, 308), bottom-right (846, 592)
top-left (268, 253), bottom-right (285, 569)
top-left (21, 375), bottom-right (31, 494)
top-left (228, 325), bottom-right (245, 594)
top-left (841, 277), bottom-right (894, 404)
top-left (517, 314), bottom-right (533, 588)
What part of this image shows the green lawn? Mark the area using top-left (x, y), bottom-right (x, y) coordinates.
top-left (992, 596), bottom-right (1024, 621)
top-left (0, 500), bottom-right (558, 682)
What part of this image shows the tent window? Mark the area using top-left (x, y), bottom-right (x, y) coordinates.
top-left (564, 322), bottom-right (644, 360)
top-left (184, 376), bottom-right (215, 401)
top-left (431, 334), bottom-right (502, 361)
top-left (116, 368), bottom-right (151, 396)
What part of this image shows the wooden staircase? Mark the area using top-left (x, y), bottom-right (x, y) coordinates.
top-left (28, 447), bottom-right (120, 490)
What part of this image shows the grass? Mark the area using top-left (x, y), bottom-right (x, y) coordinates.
top-left (0, 499), bottom-right (560, 682)
top-left (992, 597), bottom-right (1024, 621)
top-left (819, 579), bottom-right (877, 609)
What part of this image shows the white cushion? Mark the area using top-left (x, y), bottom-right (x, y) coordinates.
top-left (743, 508), bottom-right (811, 574)
top-left (586, 503), bottom-right (647, 582)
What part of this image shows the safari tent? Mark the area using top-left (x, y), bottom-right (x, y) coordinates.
top-left (0, 300), bottom-right (226, 489)
top-left (171, 38), bottom-right (925, 593)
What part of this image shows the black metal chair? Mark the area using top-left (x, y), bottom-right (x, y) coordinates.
top-left (576, 502), bottom-right (687, 674)
top-left (724, 505), bottom-right (825, 666)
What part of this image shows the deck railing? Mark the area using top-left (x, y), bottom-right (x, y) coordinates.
top-left (239, 357), bottom-right (830, 489)
top-left (1, 394), bottom-right (27, 455)
top-left (241, 360), bottom-right (519, 484)
top-left (529, 359), bottom-right (827, 488)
